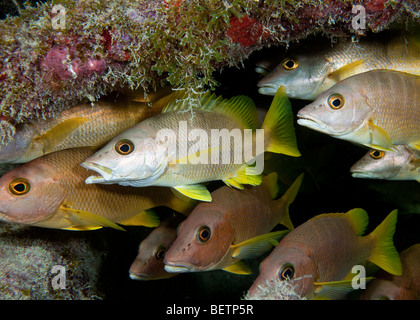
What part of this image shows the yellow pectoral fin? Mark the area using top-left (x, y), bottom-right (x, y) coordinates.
top-left (367, 120), bottom-right (395, 151)
top-left (60, 205), bottom-right (126, 231)
top-left (173, 185), bottom-right (212, 202)
top-left (327, 60), bottom-right (365, 83)
top-left (231, 230), bottom-right (289, 260)
top-left (39, 117), bottom-right (90, 154)
top-left (222, 260), bottom-right (252, 275)
top-left (118, 209), bottom-right (160, 227)
top-left (223, 164), bottom-right (262, 190)
top-left (411, 143), bottom-right (420, 151)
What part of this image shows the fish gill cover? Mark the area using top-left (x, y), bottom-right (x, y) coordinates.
top-left (0, 0), bottom-right (419, 146)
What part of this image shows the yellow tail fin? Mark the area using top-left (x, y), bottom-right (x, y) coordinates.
top-left (367, 209), bottom-right (402, 276)
top-left (262, 86), bottom-right (301, 157)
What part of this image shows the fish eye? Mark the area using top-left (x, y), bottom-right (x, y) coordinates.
top-left (155, 246), bottom-right (166, 260)
top-left (328, 94), bottom-right (345, 109)
top-left (115, 139), bottom-right (134, 155)
top-left (279, 263), bottom-right (295, 281)
top-left (281, 58), bottom-right (299, 70)
top-left (369, 150), bottom-right (384, 159)
top-left (9, 178), bottom-right (31, 196)
top-left (197, 226), bottom-right (211, 244)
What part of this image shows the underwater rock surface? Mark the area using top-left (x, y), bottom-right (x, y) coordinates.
top-left (0, 222), bottom-right (106, 299)
top-left (1, 0), bottom-right (420, 145)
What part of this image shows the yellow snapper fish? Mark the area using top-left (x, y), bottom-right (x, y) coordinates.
top-left (351, 145), bottom-right (420, 182)
top-left (163, 172), bottom-right (303, 275)
top-left (248, 208), bottom-right (402, 300)
top-left (257, 34), bottom-right (420, 100)
top-left (297, 70), bottom-right (420, 152)
top-left (0, 88), bottom-right (174, 164)
top-left (129, 213), bottom-right (185, 280)
top-left (0, 148), bottom-right (195, 230)
top-left (81, 87), bottom-right (301, 202)
top-left (361, 244), bottom-right (420, 300)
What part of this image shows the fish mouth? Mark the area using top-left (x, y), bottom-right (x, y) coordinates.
top-left (350, 170), bottom-right (375, 179)
top-left (164, 263), bottom-right (194, 273)
top-left (258, 85), bottom-right (278, 96)
top-left (129, 272), bottom-right (151, 280)
top-left (81, 161), bottom-right (118, 184)
top-left (296, 113), bottom-right (330, 134)
top-left (257, 82), bottom-right (277, 96)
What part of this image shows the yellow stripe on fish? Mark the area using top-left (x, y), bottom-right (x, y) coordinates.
top-left (0, 148), bottom-right (196, 230)
top-left (82, 87), bottom-right (301, 202)
top-left (0, 87), bottom-right (173, 164)
top-left (257, 33), bottom-right (420, 100)
top-left (297, 70), bottom-right (420, 152)
top-left (248, 208), bottom-right (402, 300)
top-left (163, 172), bottom-right (303, 275)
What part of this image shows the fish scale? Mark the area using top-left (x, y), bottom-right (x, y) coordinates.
top-left (298, 70), bottom-right (420, 152)
top-left (249, 209), bottom-right (401, 299)
top-left (281, 215), bottom-right (370, 282)
top-left (0, 95), bottom-right (169, 164)
top-left (358, 72), bottom-right (420, 144)
top-left (0, 147), bottom-right (194, 230)
top-left (150, 111), bottom-right (246, 186)
top-left (258, 35), bottom-right (420, 100)
top-left (82, 87), bottom-right (301, 202)
top-left (163, 173), bottom-right (302, 274)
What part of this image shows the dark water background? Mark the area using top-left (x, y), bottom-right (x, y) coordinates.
top-left (0, 1), bottom-right (419, 301)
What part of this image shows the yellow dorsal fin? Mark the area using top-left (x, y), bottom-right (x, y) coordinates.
top-left (262, 172), bottom-right (280, 199)
top-left (231, 230), bottom-right (289, 260)
top-left (163, 90), bottom-right (260, 129)
top-left (367, 209), bottom-right (402, 276)
top-left (327, 60), bottom-right (365, 83)
top-left (39, 117), bottom-right (90, 154)
top-left (222, 260), bottom-right (252, 275)
top-left (118, 209), bottom-right (160, 227)
top-left (275, 173), bottom-right (304, 230)
top-left (344, 208), bottom-right (369, 236)
top-left (262, 86), bottom-right (301, 157)
top-left (60, 205), bottom-right (126, 231)
top-left (310, 208), bottom-right (368, 236)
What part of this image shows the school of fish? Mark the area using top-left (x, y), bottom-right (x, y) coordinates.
top-left (0, 31), bottom-right (419, 300)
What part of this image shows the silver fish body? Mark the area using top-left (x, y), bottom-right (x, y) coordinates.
top-left (297, 70), bottom-right (420, 152)
top-left (81, 88), bottom-right (300, 202)
top-left (351, 145), bottom-right (420, 181)
top-left (258, 35), bottom-right (420, 100)
top-left (0, 92), bottom-right (171, 164)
